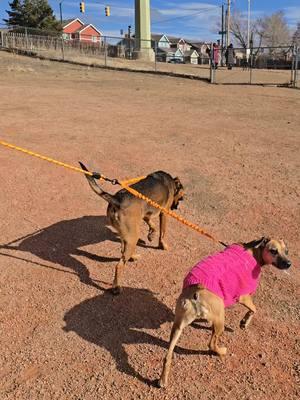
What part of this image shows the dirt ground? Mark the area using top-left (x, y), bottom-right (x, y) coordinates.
top-left (0, 50), bottom-right (299, 400)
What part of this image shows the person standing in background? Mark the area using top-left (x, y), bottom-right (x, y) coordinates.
top-left (225, 43), bottom-right (235, 70)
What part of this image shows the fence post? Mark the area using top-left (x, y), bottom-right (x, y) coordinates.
top-left (61, 33), bottom-right (65, 60)
top-left (290, 44), bottom-right (296, 87)
top-left (25, 27), bottom-right (28, 49)
top-left (209, 42), bottom-right (215, 84)
top-left (104, 36), bottom-right (107, 67)
top-left (249, 51), bottom-right (253, 84)
top-left (295, 46), bottom-right (299, 88)
top-left (0, 31), bottom-right (3, 48)
top-left (154, 40), bottom-right (157, 72)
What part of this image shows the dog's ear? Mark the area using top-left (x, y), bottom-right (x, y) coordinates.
top-left (173, 177), bottom-right (183, 192)
top-left (253, 237), bottom-right (270, 248)
top-left (244, 237), bottom-right (270, 249)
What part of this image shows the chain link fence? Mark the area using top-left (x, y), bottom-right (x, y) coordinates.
top-left (209, 44), bottom-right (299, 88)
top-left (0, 27), bottom-right (299, 88)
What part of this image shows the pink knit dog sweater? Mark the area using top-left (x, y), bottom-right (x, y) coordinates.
top-left (183, 244), bottom-right (261, 307)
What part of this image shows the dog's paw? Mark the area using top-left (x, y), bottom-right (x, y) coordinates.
top-left (240, 319), bottom-right (247, 329)
top-left (129, 253), bottom-right (141, 261)
top-left (215, 347), bottom-right (227, 360)
top-left (155, 379), bottom-right (166, 389)
top-left (158, 241), bottom-right (169, 251)
top-left (148, 231), bottom-right (155, 242)
top-left (219, 346), bottom-right (227, 356)
top-left (110, 286), bottom-right (121, 296)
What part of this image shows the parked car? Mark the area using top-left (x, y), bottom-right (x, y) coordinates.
top-left (168, 58), bottom-right (185, 64)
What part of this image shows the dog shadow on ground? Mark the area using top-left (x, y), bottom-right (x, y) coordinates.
top-left (0, 215), bottom-right (122, 289)
top-left (63, 287), bottom-right (214, 385)
top-left (0, 215), bottom-right (168, 289)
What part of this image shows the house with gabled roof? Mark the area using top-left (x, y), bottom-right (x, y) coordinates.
top-left (184, 49), bottom-right (200, 64)
top-left (169, 37), bottom-right (192, 53)
top-left (62, 18), bottom-right (102, 43)
top-left (151, 34), bottom-right (171, 49)
top-left (156, 47), bottom-right (185, 63)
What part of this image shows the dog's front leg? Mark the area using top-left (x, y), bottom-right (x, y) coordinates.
top-left (239, 295), bottom-right (256, 329)
top-left (158, 212), bottom-right (168, 250)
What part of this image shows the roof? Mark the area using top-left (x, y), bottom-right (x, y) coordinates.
top-left (74, 24), bottom-right (102, 35)
top-left (184, 50), bottom-right (199, 57)
top-left (151, 34), bottom-right (169, 42)
top-left (62, 18), bottom-right (84, 29)
top-left (188, 41), bottom-right (207, 48)
top-left (168, 36), bottom-right (186, 44)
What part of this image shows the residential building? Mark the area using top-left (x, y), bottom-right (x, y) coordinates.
top-left (62, 18), bottom-right (102, 43)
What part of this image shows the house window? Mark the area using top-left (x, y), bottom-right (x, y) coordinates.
top-left (92, 36), bottom-right (97, 42)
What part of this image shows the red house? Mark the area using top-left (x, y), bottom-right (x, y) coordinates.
top-left (62, 18), bottom-right (102, 43)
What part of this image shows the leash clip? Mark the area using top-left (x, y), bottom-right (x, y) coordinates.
top-left (92, 172), bottom-right (101, 180)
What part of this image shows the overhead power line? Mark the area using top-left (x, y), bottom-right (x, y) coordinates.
top-left (151, 6), bottom-right (222, 26)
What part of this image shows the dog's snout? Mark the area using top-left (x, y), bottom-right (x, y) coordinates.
top-left (286, 260), bottom-right (292, 268)
top-left (276, 258), bottom-right (292, 270)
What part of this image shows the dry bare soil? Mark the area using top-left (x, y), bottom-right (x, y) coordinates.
top-left (0, 51), bottom-right (299, 400)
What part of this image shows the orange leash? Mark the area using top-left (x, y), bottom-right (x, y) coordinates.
top-left (0, 139), bottom-right (226, 247)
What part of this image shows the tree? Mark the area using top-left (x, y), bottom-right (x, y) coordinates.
top-left (4, 0), bottom-right (61, 32)
top-left (3, 0), bottom-right (24, 26)
top-left (292, 22), bottom-right (300, 46)
top-left (230, 11), bottom-right (260, 49)
top-left (257, 11), bottom-right (291, 48)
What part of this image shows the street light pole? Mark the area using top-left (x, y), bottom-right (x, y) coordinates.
top-left (247, 0), bottom-right (251, 49)
top-left (226, 0), bottom-right (231, 48)
top-left (59, 1), bottom-right (64, 60)
top-left (59, 1), bottom-right (63, 25)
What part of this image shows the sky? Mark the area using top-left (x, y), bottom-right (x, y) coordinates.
top-left (0, 1), bottom-right (299, 41)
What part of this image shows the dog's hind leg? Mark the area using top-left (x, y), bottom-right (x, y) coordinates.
top-left (144, 217), bottom-right (156, 242)
top-left (158, 212), bottom-right (169, 250)
top-left (112, 228), bottom-right (140, 295)
top-left (239, 295), bottom-right (256, 329)
top-left (208, 311), bottom-right (227, 357)
top-left (158, 296), bottom-right (196, 388)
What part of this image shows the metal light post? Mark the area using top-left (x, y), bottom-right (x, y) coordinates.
top-left (59, 1), bottom-right (64, 59)
top-left (226, 0), bottom-right (231, 48)
top-left (59, 1), bottom-right (64, 25)
top-left (247, 0), bottom-right (251, 48)
top-left (246, 0), bottom-right (251, 62)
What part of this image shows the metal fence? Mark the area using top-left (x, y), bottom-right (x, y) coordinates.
top-left (0, 28), bottom-right (299, 88)
top-left (209, 45), bottom-right (299, 88)
top-left (0, 29), bottom-right (211, 81)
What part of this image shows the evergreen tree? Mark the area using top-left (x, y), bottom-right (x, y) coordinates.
top-left (4, 0), bottom-right (61, 32)
top-left (3, 0), bottom-right (24, 26)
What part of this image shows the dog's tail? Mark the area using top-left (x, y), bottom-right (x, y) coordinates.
top-left (79, 162), bottom-right (120, 207)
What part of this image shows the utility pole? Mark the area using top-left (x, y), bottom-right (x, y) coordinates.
top-left (59, 1), bottom-right (63, 25)
top-left (128, 25), bottom-right (132, 59)
top-left (59, 1), bottom-right (64, 60)
top-left (221, 4), bottom-right (225, 66)
top-left (226, 0), bottom-right (231, 48)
